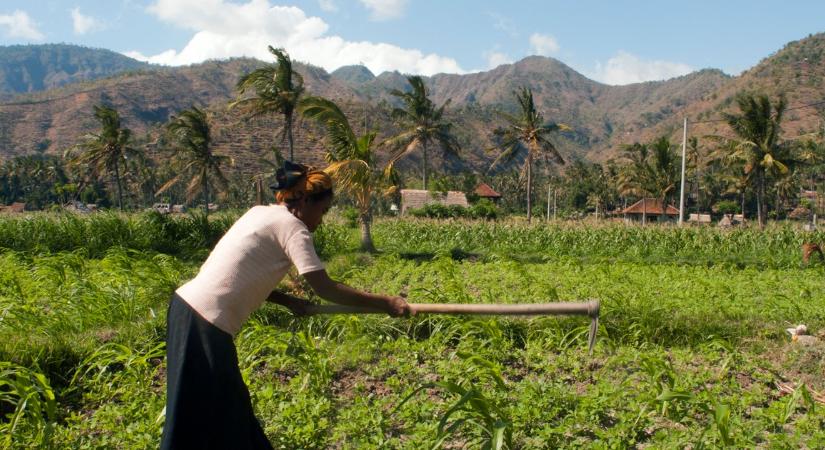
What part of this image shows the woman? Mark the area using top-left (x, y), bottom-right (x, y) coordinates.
top-left (160, 161), bottom-right (409, 449)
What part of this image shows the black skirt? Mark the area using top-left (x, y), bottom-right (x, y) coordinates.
top-left (160, 294), bottom-right (273, 450)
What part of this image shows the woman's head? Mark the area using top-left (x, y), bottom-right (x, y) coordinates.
top-left (271, 161), bottom-right (334, 231)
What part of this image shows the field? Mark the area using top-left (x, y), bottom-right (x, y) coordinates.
top-left (1, 212), bottom-right (825, 448)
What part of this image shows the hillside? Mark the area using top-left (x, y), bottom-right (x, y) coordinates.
top-left (3, 33), bottom-right (825, 178)
top-left (0, 44), bottom-right (151, 100)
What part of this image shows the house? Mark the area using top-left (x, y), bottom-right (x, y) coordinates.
top-left (0, 202), bottom-right (27, 214)
top-left (688, 213), bottom-right (712, 224)
top-left (718, 214), bottom-right (745, 227)
top-left (474, 183), bottom-right (502, 203)
top-left (400, 189), bottom-right (469, 215)
top-left (619, 198), bottom-right (679, 224)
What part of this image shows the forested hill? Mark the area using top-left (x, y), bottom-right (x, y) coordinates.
top-left (2, 33), bottom-right (825, 175)
top-left (0, 44), bottom-right (151, 100)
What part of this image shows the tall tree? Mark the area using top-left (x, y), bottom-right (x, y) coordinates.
top-left (489, 87), bottom-right (568, 222)
top-left (617, 137), bottom-right (680, 222)
top-left (384, 75), bottom-right (459, 190)
top-left (717, 93), bottom-right (788, 228)
top-left (157, 107), bottom-right (232, 215)
top-left (231, 46), bottom-right (304, 161)
top-left (71, 105), bottom-right (137, 211)
top-left (300, 96), bottom-right (395, 252)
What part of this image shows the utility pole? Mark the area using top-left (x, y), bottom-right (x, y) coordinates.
top-left (678, 117), bottom-right (688, 226)
top-left (553, 189), bottom-right (557, 221)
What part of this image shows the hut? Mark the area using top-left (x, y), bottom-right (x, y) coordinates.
top-left (400, 189), bottom-right (469, 215)
top-left (620, 198), bottom-right (679, 224)
top-left (0, 202), bottom-right (27, 213)
top-left (474, 183), bottom-right (502, 203)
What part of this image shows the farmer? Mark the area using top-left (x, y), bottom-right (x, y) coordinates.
top-left (160, 161), bottom-right (410, 449)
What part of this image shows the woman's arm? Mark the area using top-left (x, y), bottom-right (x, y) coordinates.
top-left (302, 269), bottom-right (410, 317)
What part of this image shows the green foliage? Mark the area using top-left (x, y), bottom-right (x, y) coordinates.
top-left (2, 214), bottom-right (825, 447)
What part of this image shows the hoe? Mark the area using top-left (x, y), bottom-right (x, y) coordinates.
top-left (298, 300), bottom-right (601, 355)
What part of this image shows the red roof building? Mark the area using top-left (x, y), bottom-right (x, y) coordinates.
top-left (620, 198), bottom-right (679, 223)
top-left (474, 183), bottom-right (501, 200)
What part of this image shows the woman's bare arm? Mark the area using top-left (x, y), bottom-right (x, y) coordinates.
top-left (301, 269), bottom-right (410, 317)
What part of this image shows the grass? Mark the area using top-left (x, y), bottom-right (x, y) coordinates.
top-left (1, 213), bottom-right (825, 448)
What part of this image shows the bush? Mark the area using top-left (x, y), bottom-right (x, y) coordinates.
top-left (468, 199), bottom-right (497, 220)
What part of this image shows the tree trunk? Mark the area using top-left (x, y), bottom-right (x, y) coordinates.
top-left (757, 170), bottom-right (765, 228)
top-left (741, 191), bottom-right (746, 223)
top-left (114, 158), bottom-right (124, 211)
top-left (422, 142), bottom-right (428, 190)
top-left (526, 153), bottom-right (533, 223)
top-left (359, 212), bottom-right (376, 253)
top-left (286, 113), bottom-right (294, 161)
top-left (203, 178), bottom-right (209, 217)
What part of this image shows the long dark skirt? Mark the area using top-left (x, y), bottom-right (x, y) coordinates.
top-left (160, 294), bottom-right (273, 450)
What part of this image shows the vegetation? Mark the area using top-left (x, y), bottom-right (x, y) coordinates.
top-left (489, 87), bottom-right (569, 223)
top-left (299, 96), bottom-right (396, 252)
top-left (231, 46), bottom-right (305, 161)
top-left (385, 75), bottom-right (460, 190)
top-left (157, 106), bottom-right (231, 215)
top-left (69, 105), bottom-right (140, 211)
top-left (1, 213), bottom-right (825, 448)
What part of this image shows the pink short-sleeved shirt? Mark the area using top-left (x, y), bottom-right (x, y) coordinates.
top-left (176, 205), bottom-right (324, 335)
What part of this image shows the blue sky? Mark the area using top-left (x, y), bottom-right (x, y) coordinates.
top-left (2, 0), bottom-right (825, 84)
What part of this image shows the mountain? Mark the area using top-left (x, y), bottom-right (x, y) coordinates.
top-left (330, 65), bottom-right (375, 85)
top-left (2, 33), bottom-right (825, 177)
top-left (0, 44), bottom-right (151, 100)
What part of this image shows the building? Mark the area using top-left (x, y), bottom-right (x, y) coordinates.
top-left (619, 198), bottom-right (679, 224)
top-left (400, 189), bottom-right (469, 215)
top-left (474, 183), bottom-right (502, 203)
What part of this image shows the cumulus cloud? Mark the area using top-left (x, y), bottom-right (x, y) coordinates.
top-left (130, 0), bottom-right (463, 76)
top-left (484, 50), bottom-right (512, 69)
top-left (71, 7), bottom-right (102, 35)
top-left (0, 10), bottom-right (44, 41)
top-left (359, 0), bottom-right (408, 21)
top-left (588, 51), bottom-right (693, 85)
top-left (318, 0), bottom-right (337, 12)
top-left (529, 33), bottom-right (559, 56)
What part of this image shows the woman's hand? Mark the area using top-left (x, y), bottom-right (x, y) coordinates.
top-left (384, 296), bottom-right (412, 317)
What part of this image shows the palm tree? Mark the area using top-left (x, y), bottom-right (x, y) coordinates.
top-left (71, 105), bottom-right (137, 211)
top-left (384, 75), bottom-right (459, 190)
top-left (231, 46), bottom-right (304, 160)
top-left (300, 96), bottom-right (395, 252)
top-left (157, 107), bottom-right (232, 215)
top-left (717, 93), bottom-right (788, 228)
top-left (617, 137), bottom-right (680, 222)
top-left (489, 87), bottom-right (569, 222)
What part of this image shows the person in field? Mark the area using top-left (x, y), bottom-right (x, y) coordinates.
top-left (160, 161), bottom-right (410, 449)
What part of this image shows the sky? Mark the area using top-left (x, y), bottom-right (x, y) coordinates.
top-left (2, 0), bottom-right (825, 85)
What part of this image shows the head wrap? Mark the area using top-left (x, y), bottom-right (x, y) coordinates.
top-left (271, 160), bottom-right (333, 203)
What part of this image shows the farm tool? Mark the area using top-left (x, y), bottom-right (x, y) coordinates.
top-left (298, 300), bottom-right (601, 355)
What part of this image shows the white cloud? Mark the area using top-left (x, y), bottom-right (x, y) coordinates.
top-left (71, 7), bottom-right (101, 35)
top-left (130, 0), bottom-right (464, 76)
top-left (0, 10), bottom-right (44, 41)
top-left (487, 12), bottom-right (517, 37)
top-left (529, 33), bottom-right (559, 56)
top-left (358, 0), bottom-right (408, 21)
top-left (587, 51), bottom-right (693, 85)
top-left (318, 0), bottom-right (337, 12)
top-left (484, 50), bottom-right (512, 69)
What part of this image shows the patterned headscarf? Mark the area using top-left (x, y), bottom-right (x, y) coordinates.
top-left (271, 161), bottom-right (333, 203)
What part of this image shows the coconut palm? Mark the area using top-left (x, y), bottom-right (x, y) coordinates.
top-left (384, 75), bottom-right (459, 190)
top-left (71, 105), bottom-right (138, 211)
top-left (300, 96), bottom-right (395, 252)
top-left (157, 107), bottom-right (232, 215)
top-left (617, 137), bottom-right (681, 222)
top-left (716, 93), bottom-right (788, 228)
top-left (489, 87), bottom-right (569, 222)
top-left (231, 46), bottom-right (304, 161)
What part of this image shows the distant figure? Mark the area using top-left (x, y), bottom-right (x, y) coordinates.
top-left (802, 242), bottom-right (824, 264)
